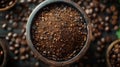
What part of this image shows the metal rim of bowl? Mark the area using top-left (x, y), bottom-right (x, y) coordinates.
top-left (106, 39), bottom-right (120, 67)
top-left (0, 0), bottom-right (17, 11)
top-left (0, 39), bottom-right (7, 67)
top-left (26, 0), bottom-right (91, 66)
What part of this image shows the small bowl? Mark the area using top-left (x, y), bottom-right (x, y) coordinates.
top-left (106, 39), bottom-right (120, 67)
top-left (0, 39), bottom-right (7, 67)
top-left (0, 0), bottom-right (17, 12)
top-left (26, 0), bottom-right (92, 66)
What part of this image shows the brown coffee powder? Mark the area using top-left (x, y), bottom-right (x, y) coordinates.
top-left (31, 3), bottom-right (87, 61)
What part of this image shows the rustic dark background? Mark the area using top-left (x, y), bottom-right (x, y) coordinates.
top-left (0, 0), bottom-right (120, 67)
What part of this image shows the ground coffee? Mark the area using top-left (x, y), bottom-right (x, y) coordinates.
top-left (31, 3), bottom-right (87, 61)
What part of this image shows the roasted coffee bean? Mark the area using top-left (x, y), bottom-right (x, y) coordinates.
top-left (7, 32), bottom-right (12, 37)
top-left (5, 36), bottom-right (10, 41)
top-left (12, 33), bottom-right (17, 38)
top-left (0, 0), bottom-right (46, 67)
top-left (110, 5), bottom-right (116, 12)
top-left (20, 47), bottom-right (26, 54)
top-left (105, 26), bottom-right (110, 32)
top-left (0, 0), bottom-right (119, 66)
top-left (111, 20), bottom-right (117, 25)
top-left (14, 50), bottom-right (19, 55)
top-left (13, 56), bottom-right (18, 60)
top-left (2, 23), bottom-right (7, 29)
top-left (12, 22), bottom-right (18, 28)
top-left (73, 0), bottom-right (119, 66)
top-left (0, 0), bottom-right (15, 8)
top-left (7, 27), bottom-right (12, 31)
top-left (20, 55), bottom-right (26, 60)
top-left (109, 42), bottom-right (120, 67)
top-left (113, 25), bottom-right (119, 31)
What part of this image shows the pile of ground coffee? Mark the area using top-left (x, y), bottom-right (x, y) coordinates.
top-left (31, 3), bottom-right (87, 61)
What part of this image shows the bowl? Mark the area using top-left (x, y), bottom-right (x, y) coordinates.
top-left (106, 39), bottom-right (120, 67)
top-left (0, 0), bottom-right (17, 11)
top-left (0, 39), bottom-right (7, 67)
top-left (26, 0), bottom-right (92, 66)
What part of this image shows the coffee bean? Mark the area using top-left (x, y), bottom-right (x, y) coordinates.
top-left (112, 54), bottom-right (116, 59)
top-left (101, 38), bottom-right (105, 43)
top-left (97, 46), bottom-right (102, 52)
top-left (7, 27), bottom-right (12, 31)
top-left (110, 5), bottom-right (116, 12)
top-left (9, 46), bottom-right (15, 51)
top-left (113, 25), bottom-right (119, 31)
top-left (8, 32), bottom-right (12, 37)
top-left (15, 38), bottom-right (21, 44)
top-left (20, 55), bottom-right (26, 60)
top-left (19, 0), bottom-right (25, 3)
top-left (0, 0), bottom-right (119, 66)
top-left (116, 64), bottom-right (120, 67)
top-left (67, 0), bottom-right (120, 67)
top-left (105, 16), bottom-right (109, 21)
top-left (9, 41), bottom-right (14, 45)
top-left (111, 20), bottom-right (117, 25)
top-left (14, 44), bottom-right (19, 48)
top-left (117, 58), bottom-right (120, 62)
top-left (105, 36), bottom-right (111, 43)
top-left (13, 33), bottom-right (17, 38)
top-left (20, 47), bottom-right (26, 54)
top-left (35, 62), bottom-right (39, 67)
top-left (114, 48), bottom-right (119, 54)
top-left (112, 15), bottom-right (118, 20)
top-left (14, 56), bottom-right (18, 60)
top-left (9, 1), bottom-right (13, 6)
top-left (105, 26), bottom-right (110, 32)
top-left (12, 22), bottom-right (18, 28)
top-left (109, 41), bottom-right (120, 67)
top-left (14, 50), bottom-right (19, 55)
top-left (5, 36), bottom-right (10, 41)
top-left (118, 54), bottom-right (120, 58)
top-left (25, 54), bottom-right (29, 59)
top-left (2, 23), bottom-right (7, 29)
top-left (0, 0), bottom-right (15, 9)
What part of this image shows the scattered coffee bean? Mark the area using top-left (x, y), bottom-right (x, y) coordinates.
top-left (0, 0), bottom-right (119, 66)
top-left (20, 55), bottom-right (26, 60)
top-left (14, 50), bottom-right (19, 55)
top-left (13, 56), bottom-right (18, 60)
top-left (110, 5), bottom-right (116, 12)
top-left (20, 47), bottom-right (26, 54)
top-left (72, 0), bottom-right (119, 67)
top-left (0, 0), bottom-right (15, 8)
top-left (2, 23), bottom-right (7, 29)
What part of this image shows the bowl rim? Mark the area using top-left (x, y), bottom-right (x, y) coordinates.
top-left (106, 39), bottom-right (120, 67)
top-left (26, 0), bottom-right (91, 66)
top-left (0, 0), bottom-right (17, 11)
top-left (0, 39), bottom-right (7, 67)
